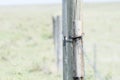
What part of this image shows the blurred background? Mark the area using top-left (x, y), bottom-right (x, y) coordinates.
top-left (0, 0), bottom-right (119, 80)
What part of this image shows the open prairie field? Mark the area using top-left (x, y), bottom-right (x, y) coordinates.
top-left (0, 4), bottom-right (61, 80)
top-left (84, 3), bottom-right (120, 80)
top-left (0, 2), bottom-right (119, 80)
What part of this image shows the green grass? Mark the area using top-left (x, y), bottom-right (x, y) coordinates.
top-left (0, 4), bottom-right (61, 80)
top-left (84, 3), bottom-right (120, 80)
top-left (0, 2), bottom-right (120, 80)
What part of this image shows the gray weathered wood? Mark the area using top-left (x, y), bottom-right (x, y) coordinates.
top-left (52, 16), bottom-right (56, 44)
top-left (56, 16), bottom-right (63, 71)
top-left (52, 16), bottom-right (58, 70)
top-left (66, 0), bottom-right (74, 80)
top-left (72, 0), bottom-right (84, 80)
top-left (62, 0), bottom-right (69, 80)
top-left (93, 44), bottom-right (97, 80)
top-left (52, 16), bottom-right (63, 72)
top-left (63, 0), bottom-right (84, 80)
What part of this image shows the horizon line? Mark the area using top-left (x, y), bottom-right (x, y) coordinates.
top-left (0, 1), bottom-right (119, 6)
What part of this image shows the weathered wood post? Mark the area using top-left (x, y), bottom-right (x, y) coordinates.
top-left (52, 16), bottom-right (57, 45)
top-left (62, 0), bottom-right (71, 79)
top-left (62, 0), bottom-right (84, 80)
top-left (56, 16), bottom-right (63, 71)
top-left (52, 16), bottom-right (58, 69)
top-left (93, 44), bottom-right (97, 80)
top-left (62, 0), bottom-right (69, 80)
top-left (52, 16), bottom-right (63, 72)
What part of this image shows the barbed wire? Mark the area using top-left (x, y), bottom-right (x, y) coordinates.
top-left (83, 48), bottom-right (106, 80)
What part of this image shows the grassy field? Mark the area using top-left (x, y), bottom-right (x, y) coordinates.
top-left (84, 3), bottom-right (120, 80)
top-left (0, 4), bottom-right (61, 80)
top-left (0, 2), bottom-right (119, 80)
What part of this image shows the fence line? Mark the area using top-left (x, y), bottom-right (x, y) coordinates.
top-left (52, 16), bottom-right (107, 80)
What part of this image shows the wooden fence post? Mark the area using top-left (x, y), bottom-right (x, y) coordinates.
top-left (52, 16), bottom-right (57, 45)
top-left (57, 16), bottom-right (63, 72)
top-left (62, 0), bottom-right (69, 80)
top-left (52, 16), bottom-right (63, 72)
top-left (62, 0), bottom-right (84, 80)
top-left (93, 44), bottom-right (97, 80)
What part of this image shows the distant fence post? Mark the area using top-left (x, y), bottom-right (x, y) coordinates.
top-left (93, 44), bottom-right (97, 80)
top-left (52, 16), bottom-right (63, 72)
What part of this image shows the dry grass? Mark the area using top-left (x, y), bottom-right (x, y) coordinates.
top-left (0, 2), bottom-right (119, 80)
